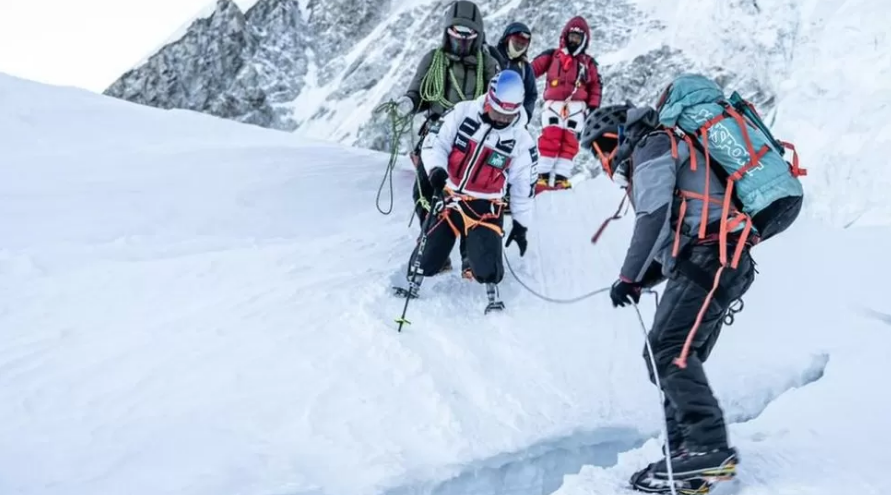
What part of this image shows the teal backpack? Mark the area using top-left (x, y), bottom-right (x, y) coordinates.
top-left (656, 73), bottom-right (807, 267)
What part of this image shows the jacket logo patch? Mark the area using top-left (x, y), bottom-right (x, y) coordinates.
top-left (487, 152), bottom-right (507, 169)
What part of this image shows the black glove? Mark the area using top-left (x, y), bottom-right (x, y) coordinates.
top-left (428, 167), bottom-right (448, 197)
top-left (610, 277), bottom-right (642, 307)
top-left (505, 219), bottom-right (528, 256)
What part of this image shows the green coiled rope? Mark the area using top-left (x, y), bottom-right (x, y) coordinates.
top-left (418, 48), bottom-right (486, 110)
top-left (374, 48), bottom-right (487, 217)
top-left (372, 100), bottom-right (415, 215)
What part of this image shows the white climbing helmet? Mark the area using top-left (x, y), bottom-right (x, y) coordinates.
top-left (485, 70), bottom-right (525, 117)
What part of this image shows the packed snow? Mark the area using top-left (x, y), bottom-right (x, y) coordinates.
top-left (1, 61), bottom-right (889, 495)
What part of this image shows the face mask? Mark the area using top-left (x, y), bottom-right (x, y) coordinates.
top-left (565, 31), bottom-right (584, 53)
top-left (507, 34), bottom-right (529, 59)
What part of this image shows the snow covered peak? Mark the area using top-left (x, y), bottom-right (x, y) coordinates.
top-left (102, 0), bottom-right (891, 227)
top-left (105, 0), bottom-right (774, 146)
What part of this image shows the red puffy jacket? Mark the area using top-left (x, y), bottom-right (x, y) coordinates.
top-left (531, 16), bottom-right (602, 108)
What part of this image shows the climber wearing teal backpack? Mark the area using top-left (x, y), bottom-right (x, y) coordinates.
top-left (579, 73), bottom-right (806, 494)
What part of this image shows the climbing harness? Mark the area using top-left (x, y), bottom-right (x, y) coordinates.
top-left (724, 298), bottom-right (744, 325)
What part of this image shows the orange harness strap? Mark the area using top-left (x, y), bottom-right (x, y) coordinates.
top-left (591, 193), bottom-right (630, 245)
top-left (440, 213), bottom-right (462, 238)
top-left (673, 264), bottom-right (726, 369)
top-left (441, 188), bottom-right (505, 237)
top-left (668, 112), bottom-right (757, 369)
top-left (778, 140), bottom-right (807, 177)
top-left (591, 132), bottom-right (619, 177)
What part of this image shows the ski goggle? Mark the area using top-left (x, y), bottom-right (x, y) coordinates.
top-left (487, 86), bottom-right (522, 115)
top-left (447, 25), bottom-right (478, 54)
top-left (567, 30), bottom-right (584, 45)
top-left (508, 33), bottom-right (530, 48)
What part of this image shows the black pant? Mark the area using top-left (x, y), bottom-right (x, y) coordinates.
top-left (644, 243), bottom-right (756, 451)
top-left (414, 199), bottom-right (505, 284)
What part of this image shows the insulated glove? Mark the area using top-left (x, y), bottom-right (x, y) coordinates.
top-left (428, 167), bottom-right (448, 196)
top-left (610, 277), bottom-right (641, 307)
top-left (505, 219), bottom-right (528, 256)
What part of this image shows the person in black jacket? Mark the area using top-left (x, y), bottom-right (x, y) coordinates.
top-left (486, 22), bottom-right (537, 122)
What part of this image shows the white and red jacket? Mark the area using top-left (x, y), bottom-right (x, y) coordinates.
top-left (419, 95), bottom-right (538, 227)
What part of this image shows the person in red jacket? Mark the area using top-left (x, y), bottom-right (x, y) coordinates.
top-left (530, 16), bottom-right (603, 193)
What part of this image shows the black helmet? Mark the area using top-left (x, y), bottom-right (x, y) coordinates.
top-left (580, 102), bottom-right (634, 177)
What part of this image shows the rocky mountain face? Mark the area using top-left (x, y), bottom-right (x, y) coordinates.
top-left (105, 0), bottom-right (800, 174)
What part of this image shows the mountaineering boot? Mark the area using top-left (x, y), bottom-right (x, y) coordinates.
top-left (484, 283), bottom-right (505, 313)
top-left (553, 174), bottom-right (572, 190)
top-left (535, 173), bottom-right (572, 195)
top-left (629, 447), bottom-right (738, 494)
top-left (534, 173), bottom-right (551, 195)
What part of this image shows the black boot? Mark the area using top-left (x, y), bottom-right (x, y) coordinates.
top-left (629, 447), bottom-right (738, 494)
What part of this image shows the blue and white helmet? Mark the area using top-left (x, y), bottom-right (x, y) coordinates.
top-left (485, 70), bottom-right (525, 116)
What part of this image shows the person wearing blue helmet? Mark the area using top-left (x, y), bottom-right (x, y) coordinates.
top-left (395, 70), bottom-right (537, 310)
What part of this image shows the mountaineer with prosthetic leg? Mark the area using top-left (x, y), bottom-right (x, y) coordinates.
top-left (580, 74), bottom-right (805, 494)
top-left (393, 0), bottom-right (500, 276)
top-left (395, 70), bottom-right (537, 313)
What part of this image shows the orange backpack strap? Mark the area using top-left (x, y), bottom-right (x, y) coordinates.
top-left (778, 140), bottom-right (807, 177)
top-left (671, 195), bottom-right (687, 258)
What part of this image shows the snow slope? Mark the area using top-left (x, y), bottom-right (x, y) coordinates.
top-left (1, 72), bottom-right (889, 495)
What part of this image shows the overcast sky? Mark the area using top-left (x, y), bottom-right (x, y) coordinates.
top-left (0, 0), bottom-right (210, 92)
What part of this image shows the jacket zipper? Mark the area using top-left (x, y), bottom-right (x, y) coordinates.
top-left (458, 126), bottom-right (492, 191)
top-left (470, 148), bottom-right (490, 185)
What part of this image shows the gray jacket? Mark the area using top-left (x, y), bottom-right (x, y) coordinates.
top-left (619, 107), bottom-right (733, 282)
top-left (404, 1), bottom-right (500, 119)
